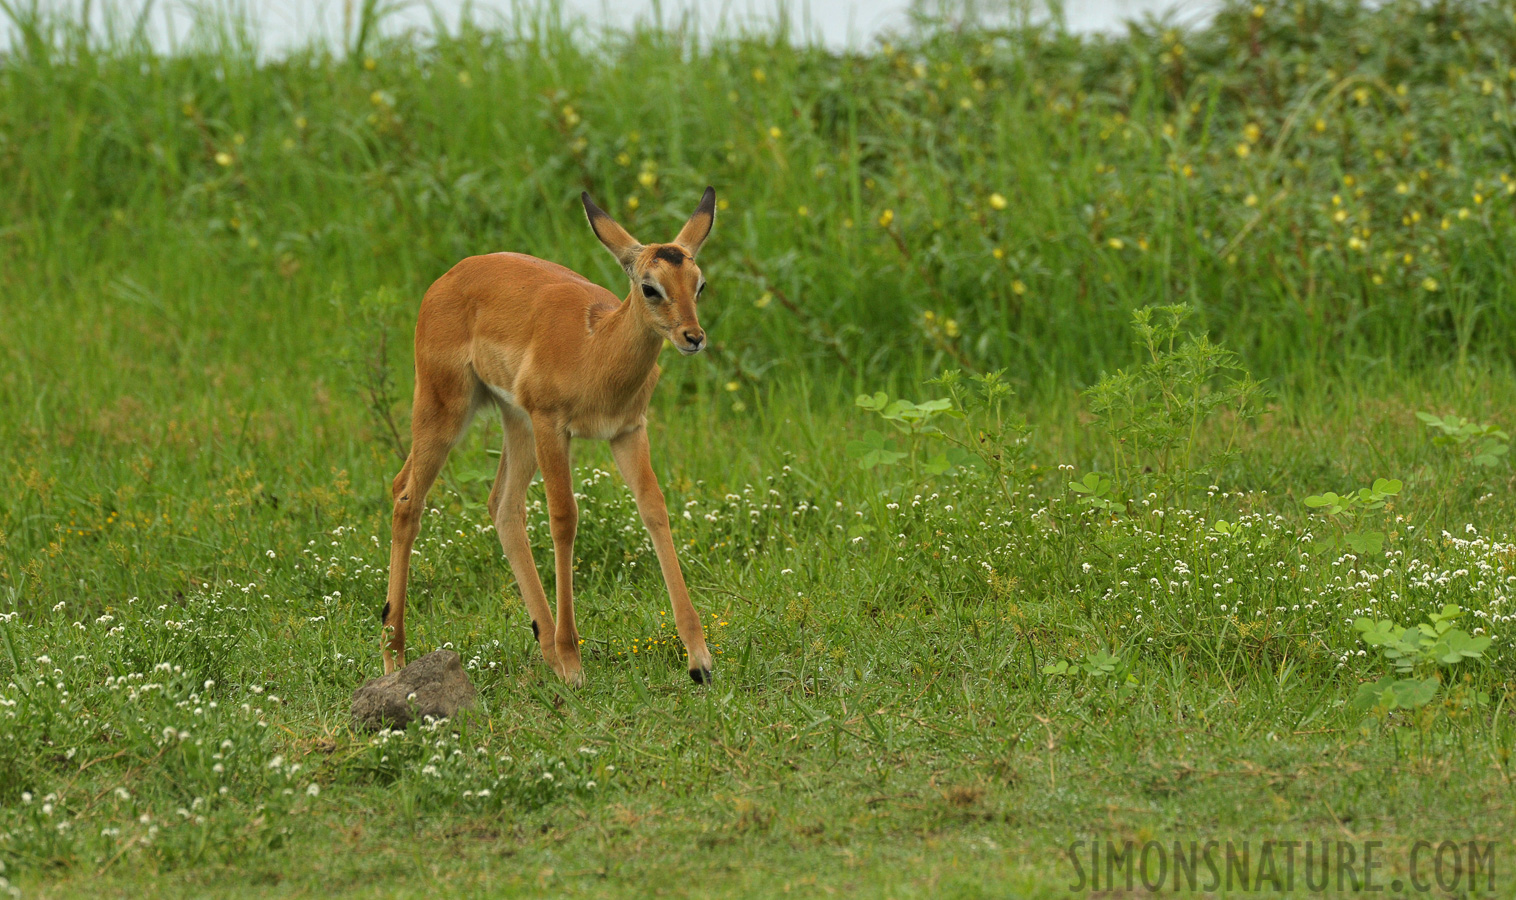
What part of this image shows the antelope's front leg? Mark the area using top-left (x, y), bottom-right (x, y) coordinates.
top-left (610, 427), bottom-right (713, 684)
top-left (533, 419), bottom-right (583, 686)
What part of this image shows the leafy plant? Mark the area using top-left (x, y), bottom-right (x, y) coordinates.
top-left (847, 393), bottom-right (969, 482)
top-left (1041, 648), bottom-right (1139, 701)
top-left (1068, 472), bottom-right (1121, 514)
top-left (928, 369), bottom-right (1031, 500)
top-left (333, 285), bottom-right (410, 462)
top-left (844, 428), bottom-right (908, 471)
top-left (1350, 605), bottom-right (1491, 718)
top-left (1041, 648), bottom-right (1122, 678)
top-left (849, 370), bottom-right (1025, 490)
top-left (1303, 478), bottom-right (1402, 555)
top-left (1083, 305), bottom-right (1262, 504)
top-left (1416, 412), bottom-right (1510, 469)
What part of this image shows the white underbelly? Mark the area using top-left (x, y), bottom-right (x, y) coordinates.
top-left (569, 419), bottom-right (632, 441)
top-left (483, 381), bottom-right (636, 442)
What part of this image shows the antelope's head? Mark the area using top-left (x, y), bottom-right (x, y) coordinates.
top-left (582, 186), bottom-right (716, 355)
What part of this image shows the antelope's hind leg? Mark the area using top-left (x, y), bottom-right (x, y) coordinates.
top-left (531, 418), bottom-right (584, 687)
top-left (488, 402), bottom-right (563, 676)
top-left (381, 374), bottom-right (475, 673)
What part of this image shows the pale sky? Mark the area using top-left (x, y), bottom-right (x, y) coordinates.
top-left (28, 0), bottom-right (1220, 55)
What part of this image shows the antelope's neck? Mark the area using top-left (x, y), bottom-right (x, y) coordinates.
top-left (590, 294), bottom-right (664, 394)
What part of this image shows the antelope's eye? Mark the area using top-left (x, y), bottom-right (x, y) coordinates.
top-left (642, 284), bottom-right (663, 301)
top-left (696, 282), bottom-right (707, 297)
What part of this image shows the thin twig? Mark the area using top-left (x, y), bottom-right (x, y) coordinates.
top-left (741, 258), bottom-right (856, 375)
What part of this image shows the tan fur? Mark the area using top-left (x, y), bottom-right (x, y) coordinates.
top-left (380, 188), bottom-right (718, 686)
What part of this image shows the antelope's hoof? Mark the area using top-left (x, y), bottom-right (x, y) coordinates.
top-left (690, 666), bottom-right (712, 685)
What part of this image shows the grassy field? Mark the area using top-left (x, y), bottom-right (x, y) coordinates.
top-left (3, 0), bottom-right (1516, 896)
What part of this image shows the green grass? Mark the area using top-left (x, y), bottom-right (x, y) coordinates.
top-left (2, 0), bottom-right (1516, 896)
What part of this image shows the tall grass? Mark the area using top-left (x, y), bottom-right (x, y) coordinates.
top-left (3, 0), bottom-right (1515, 402)
top-left (2, 4), bottom-right (1516, 894)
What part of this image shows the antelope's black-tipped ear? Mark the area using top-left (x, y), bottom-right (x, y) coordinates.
top-left (582, 191), bottom-right (644, 275)
top-left (674, 186), bottom-right (716, 257)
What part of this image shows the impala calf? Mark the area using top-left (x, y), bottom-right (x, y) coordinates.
top-left (380, 187), bottom-right (719, 686)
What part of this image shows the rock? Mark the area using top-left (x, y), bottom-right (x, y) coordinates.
top-left (351, 650), bottom-right (477, 732)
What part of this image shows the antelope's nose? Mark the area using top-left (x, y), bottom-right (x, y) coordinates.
top-left (682, 328), bottom-right (705, 350)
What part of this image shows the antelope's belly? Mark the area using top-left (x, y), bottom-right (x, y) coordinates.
top-left (568, 413), bottom-right (642, 442)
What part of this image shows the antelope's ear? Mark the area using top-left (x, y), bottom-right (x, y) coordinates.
top-left (674, 186), bottom-right (716, 257)
top-left (582, 191), bottom-right (644, 275)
